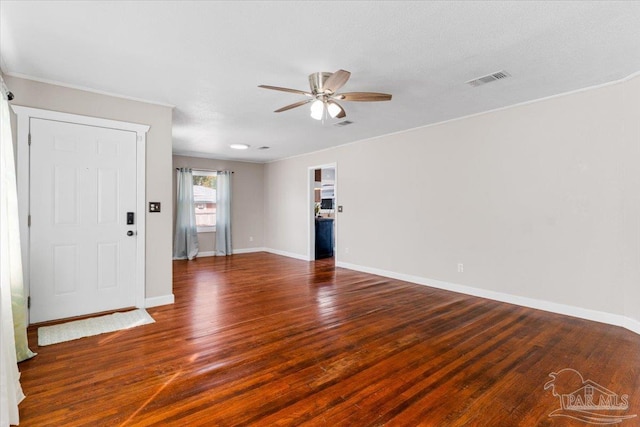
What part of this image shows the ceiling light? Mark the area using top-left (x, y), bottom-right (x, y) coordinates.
top-left (327, 101), bottom-right (341, 118)
top-left (230, 144), bottom-right (249, 150)
top-left (310, 100), bottom-right (324, 120)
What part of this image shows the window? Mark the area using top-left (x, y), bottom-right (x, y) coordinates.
top-left (192, 170), bottom-right (217, 232)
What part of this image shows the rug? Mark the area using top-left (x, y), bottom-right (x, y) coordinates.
top-left (38, 309), bottom-right (155, 346)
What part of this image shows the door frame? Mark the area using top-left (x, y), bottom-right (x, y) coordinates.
top-left (12, 106), bottom-right (149, 323)
top-left (307, 162), bottom-right (337, 261)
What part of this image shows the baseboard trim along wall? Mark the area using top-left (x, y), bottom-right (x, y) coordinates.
top-left (197, 248), bottom-right (267, 258)
top-left (145, 294), bottom-right (175, 308)
top-left (198, 251), bottom-right (216, 257)
top-left (335, 261), bottom-right (640, 336)
top-left (234, 247), bottom-right (268, 255)
top-left (264, 248), bottom-right (311, 262)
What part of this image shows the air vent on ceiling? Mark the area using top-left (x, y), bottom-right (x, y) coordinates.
top-left (258, 146), bottom-right (270, 150)
top-left (466, 70), bottom-right (511, 87)
top-left (334, 120), bottom-right (354, 127)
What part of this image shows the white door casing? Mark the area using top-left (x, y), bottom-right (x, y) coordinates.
top-left (12, 106), bottom-right (148, 324)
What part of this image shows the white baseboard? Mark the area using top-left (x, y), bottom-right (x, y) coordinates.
top-left (336, 261), bottom-right (640, 336)
top-left (197, 251), bottom-right (216, 257)
top-left (233, 247), bottom-right (267, 254)
top-left (621, 317), bottom-right (640, 335)
top-left (145, 294), bottom-right (175, 308)
top-left (264, 247), bottom-right (310, 261)
top-left (197, 248), bottom-right (267, 257)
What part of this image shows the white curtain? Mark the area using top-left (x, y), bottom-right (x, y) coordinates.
top-left (215, 171), bottom-right (232, 256)
top-left (173, 168), bottom-right (199, 260)
top-left (1, 81), bottom-right (27, 426)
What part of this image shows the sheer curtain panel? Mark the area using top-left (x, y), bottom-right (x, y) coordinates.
top-left (215, 171), bottom-right (232, 256)
top-left (173, 168), bottom-right (199, 260)
top-left (1, 79), bottom-right (28, 426)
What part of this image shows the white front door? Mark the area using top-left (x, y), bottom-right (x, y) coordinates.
top-left (29, 118), bottom-right (138, 323)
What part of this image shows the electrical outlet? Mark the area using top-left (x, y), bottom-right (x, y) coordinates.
top-left (457, 263), bottom-right (464, 273)
top-left (345, 247), bottom-right (350, 254)
top-left (149, 202), bottom-right (161, 212)
top-left (249, 236), bottom-right (253, 242)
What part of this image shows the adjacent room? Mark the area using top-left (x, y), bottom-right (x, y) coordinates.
top-left (1, 1), bottom-right (639, 426)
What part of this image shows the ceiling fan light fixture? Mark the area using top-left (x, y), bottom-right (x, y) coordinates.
top-left (259, 69), bottom-right (392, 121)
top-left (327, 101), bottom-right (341, 118)
top-left (310, 99), bottom-right (324, 120)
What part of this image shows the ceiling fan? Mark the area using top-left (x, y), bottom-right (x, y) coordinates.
top-left (259, 69), bottom-right (392, 120)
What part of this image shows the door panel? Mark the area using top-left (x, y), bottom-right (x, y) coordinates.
top-left (29, 118), bottom-right (137, 323)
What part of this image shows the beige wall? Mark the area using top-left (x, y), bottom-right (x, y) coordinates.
top-left (264, 75), bottom-right (640, 326)
top-left (172, 155), bottom-right (265, 253)
top-left (6, 75), bottom-right (174, 301)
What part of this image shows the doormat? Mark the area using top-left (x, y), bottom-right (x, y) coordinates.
top-left (38, 309), bottom-right (155, 346)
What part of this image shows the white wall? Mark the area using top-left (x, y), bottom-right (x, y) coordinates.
top-left (6, 75), bottom-right (174, 303)
top-left (172, 155), bottom-right (265, 254)
top-left (264, 74), bottom-right (640, 329)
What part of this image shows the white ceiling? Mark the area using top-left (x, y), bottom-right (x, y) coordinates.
top-left (1, 1), bottom-right (639, 163)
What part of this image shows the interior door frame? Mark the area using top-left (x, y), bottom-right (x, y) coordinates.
top-left (307, 162), bottom-right (337, 261)
top-left (12, 106), bottom-right (149, 323)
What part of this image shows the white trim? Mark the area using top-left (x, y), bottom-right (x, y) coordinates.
top-left (5, 72), bottom-right (175, 108)
top-left (233, 247), bottom-right (266, 254)
top-left (135, 133), bottom-right (146, 310)
top-left (11, 105), bottom-right (150, 133)
top-left (621, 317), bottom-right (640, 336)
top-left (308, 167), bottom-right (317, 261)
top-left (195, 248), bottom-right (266, 258)
top-left (336, 261), bottom-right (640, 336)
top-left (197, 251), bottom-right (216, 258)
top-left (145, 294), bottom-right (175, 308)
top-left (264, 247), bottom-right (310, 261)
top-left (12, 105), bottom-right (149, 323)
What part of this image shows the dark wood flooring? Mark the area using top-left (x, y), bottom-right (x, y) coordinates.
top-left (18, 252), bottom-right (640, 426)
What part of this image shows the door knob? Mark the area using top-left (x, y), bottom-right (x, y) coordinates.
top-left (127, 230), bottom-right (135, 236)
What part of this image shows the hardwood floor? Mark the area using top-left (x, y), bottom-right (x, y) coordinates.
top-left (18, 253), bottom-right (640, 426)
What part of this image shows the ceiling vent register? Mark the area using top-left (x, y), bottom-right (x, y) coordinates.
top-left (466, 70), bottom-right (511, 87)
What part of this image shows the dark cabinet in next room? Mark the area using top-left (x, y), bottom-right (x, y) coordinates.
top-left (315, 218), bottom-right (334, 259)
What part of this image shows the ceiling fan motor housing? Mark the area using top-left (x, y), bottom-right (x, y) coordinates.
top-left (309, 72), bottom-right (333, 96)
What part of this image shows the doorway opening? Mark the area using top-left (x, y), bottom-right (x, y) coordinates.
top-left (308, 164), bottom-right (336, 263)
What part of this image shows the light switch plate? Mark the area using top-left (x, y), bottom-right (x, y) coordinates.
top-left (149, 202), bottom-right (161, 212)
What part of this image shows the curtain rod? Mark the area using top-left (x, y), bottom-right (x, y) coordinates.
top-left (175, 168), bottom-right (234, 173)
top-left (1, 75), bottom-right (14, 101)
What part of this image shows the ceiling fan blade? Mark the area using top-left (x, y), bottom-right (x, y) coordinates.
top-left (327, 100), bottom-right (347, 119)
top-left (336, 92), bottom-right (392, 102)
top-left (323, 70), bottom-right (351, 94)
top-left (274, 99), bottom-right (313, 113)
top-left (259, 85), bottom-right (312, 97)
